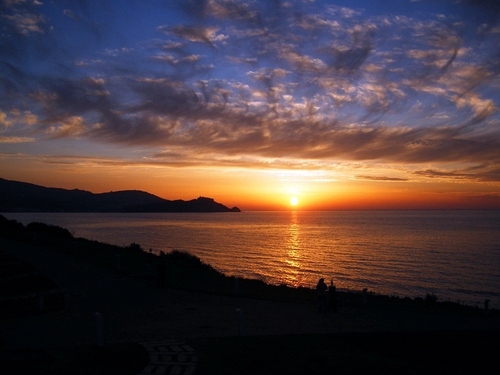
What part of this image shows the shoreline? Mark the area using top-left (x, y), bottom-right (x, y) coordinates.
top-left (2, 211), bottom-right (498, 310)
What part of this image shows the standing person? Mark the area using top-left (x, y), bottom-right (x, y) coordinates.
top-left (328, 280), bottom-right (338, 312)
top-left (316, 278), bottom-right (328, 313)
top-left (157, 259), bottom-right (167, 287)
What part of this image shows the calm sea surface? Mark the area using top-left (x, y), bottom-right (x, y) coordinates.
top-left (4, 210), bottom-right (500, 309)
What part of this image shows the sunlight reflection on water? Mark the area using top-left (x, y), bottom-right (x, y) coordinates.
top-left (4, 210), bottom-right (500, 308)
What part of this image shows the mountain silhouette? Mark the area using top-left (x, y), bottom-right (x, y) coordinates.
top-left (0, 178), bottom-right (240, 212)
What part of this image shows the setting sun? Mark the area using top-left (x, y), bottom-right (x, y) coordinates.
top-left (290, 197), bottom-right (299, 206)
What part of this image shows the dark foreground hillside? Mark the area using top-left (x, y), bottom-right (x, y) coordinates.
top-left (1, 215), bottom-right (499, 375)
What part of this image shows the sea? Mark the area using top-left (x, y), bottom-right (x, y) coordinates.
top-left (3, 210), bottom-right (500, 309)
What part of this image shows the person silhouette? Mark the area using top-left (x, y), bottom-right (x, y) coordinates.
top-left (316, 278), bottom-right (328, 313)
top-left (328, 280), bottom-right (338, 312)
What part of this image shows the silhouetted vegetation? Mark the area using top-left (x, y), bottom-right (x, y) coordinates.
top-left (425, 292), bottom-right (438, 303)
top-left (26, 221), bottom-right (74, 240)
top-left (0, 216), bottom-right (68, 319)
top-left (0, 250), bottom-right (65, 319)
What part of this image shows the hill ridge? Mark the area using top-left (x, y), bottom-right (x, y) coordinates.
top-left (0, 178), bottom-right (240, 213)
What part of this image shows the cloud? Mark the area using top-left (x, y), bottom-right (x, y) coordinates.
top-left (355, 175), bottom-right (409, 181)
top-left (0, 109), bottom-right (38, 140)
top-left (414, 162), bottom-right (500, 182)
top-left (1, 0), bottom-right (48, 35)
top-left (1, 0), bottom-right (500, 183)
top-left (0, 136), bottom-right (35, 143)
top-left (158, 25), bottom-right (227, 47)
top-left (1, 11), bottom-right (48, 35)
top-left (44, 116), bottom-right (87, 139)
top-left (413, 168), bottom-right (473, 180)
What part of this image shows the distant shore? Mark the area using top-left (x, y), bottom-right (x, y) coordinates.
top-left (0, 177), bottom-right (241, 212)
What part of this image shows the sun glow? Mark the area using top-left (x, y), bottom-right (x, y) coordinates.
top-left (290, 197), bottom-right (299, 206)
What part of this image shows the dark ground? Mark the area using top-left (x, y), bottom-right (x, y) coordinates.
top-left (1, 216), bottom-right (499, 374)
top-left (193, 330), bottom-right (500, 375)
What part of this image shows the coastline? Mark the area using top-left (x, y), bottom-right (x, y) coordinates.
top-left (3, 210), bottom-right (498, 310)
top-left (0, 214), bottom-right (497, 315)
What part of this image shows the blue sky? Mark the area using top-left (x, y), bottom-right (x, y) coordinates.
top-left (1, 0), bottom-right (500, 209)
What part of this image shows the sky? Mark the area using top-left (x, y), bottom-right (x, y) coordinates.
top-left (1, 0), bottom-right (500, 210)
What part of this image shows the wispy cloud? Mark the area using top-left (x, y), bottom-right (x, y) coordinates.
top-left (355, 175), bottom-right (409, 182)
top-left (0, 136), bottom-right (35, 143)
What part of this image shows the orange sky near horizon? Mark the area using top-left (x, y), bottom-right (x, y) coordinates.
top-left (1, 0), bottom-right (500, 211)
top-left (3, 159), bottom-right (499, 211)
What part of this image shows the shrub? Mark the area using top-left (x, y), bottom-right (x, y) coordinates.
top-left (165, 250), bottom-right (219, 272)
top-left (0, 215), bottom-right (25, 235)
top-left (26, 222), bottom-right (73, 240)
top-left (425, 293), bottom-right (438, 303)
top-left (125, 242), bottom-right (143, 253)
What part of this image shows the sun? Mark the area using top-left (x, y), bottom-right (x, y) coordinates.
top-left (290, 197), bottom-right (299, 206)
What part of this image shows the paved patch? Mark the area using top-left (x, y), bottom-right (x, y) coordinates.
top-left (138, 340), bottom-right (198, 375)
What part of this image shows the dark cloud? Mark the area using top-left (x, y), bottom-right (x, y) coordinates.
top-left (414, 162), bottom-right (500, 182)
top-left (158, 25), bottom-right (222, 47)
top-left (414, 169), bottom-right (474, 180)
top-left (355, 175), bottom-right (408, 181)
